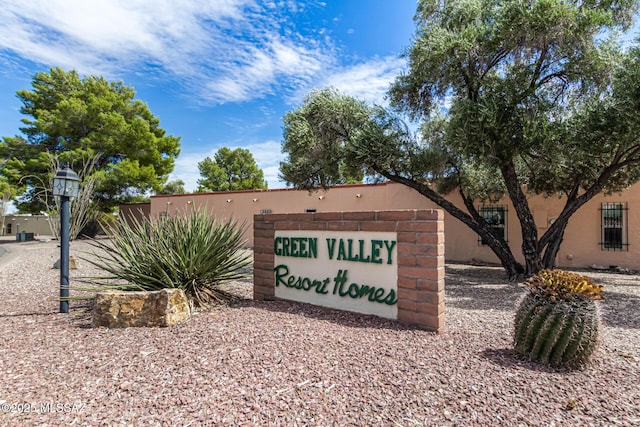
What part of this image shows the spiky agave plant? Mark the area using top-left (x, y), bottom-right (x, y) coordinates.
top-left (82, 208), bottom-right (251, 308)
top-left (513, 269), bottom-right (603, 368)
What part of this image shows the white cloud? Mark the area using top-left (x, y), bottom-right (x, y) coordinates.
top-left (320, 56), bottom-right (406, 105)
top-left (0, 0), bottom-right (408, 109)
top-left (291, 55), bottom-right (406, 106)
top-left (202, 38), bottom-right (328, 103)
top-left (0, 0), bottom-right (331, 104)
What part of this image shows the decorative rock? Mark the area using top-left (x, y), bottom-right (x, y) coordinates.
top-left (92, 288), bottom-right (191, 328)
top-left (53, 256), bottom-right (79, 270)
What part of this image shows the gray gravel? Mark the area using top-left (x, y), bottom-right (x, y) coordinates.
top-left (0, 239), bottom-right (638, 426)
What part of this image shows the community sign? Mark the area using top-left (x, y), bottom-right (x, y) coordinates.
top-left (274, 230), bottom-right (398, 319)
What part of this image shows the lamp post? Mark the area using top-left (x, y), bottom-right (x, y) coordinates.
top-left (52, 166), bottom-right (81, 313)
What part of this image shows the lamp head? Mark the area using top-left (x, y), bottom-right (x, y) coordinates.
top-left (52, 167), bottom-right (81, 199)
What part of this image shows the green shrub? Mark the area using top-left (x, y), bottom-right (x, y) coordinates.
top-left (513, 269), bottom-right (603, 368)
top-left (83, 209), bottom-right (251, 307)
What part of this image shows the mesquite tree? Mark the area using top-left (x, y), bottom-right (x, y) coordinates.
top-left (281, 0), bottom-right (640, 278)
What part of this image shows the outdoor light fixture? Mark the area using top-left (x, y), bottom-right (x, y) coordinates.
top-left (52, 167), bottom-right (81, 199)
top-left (226, 199), bottom-right (232, 203)
top-left (356, 194), bottom-right (362, 198)
top-left (318, 195), bottom-right (324, 200)
top-left (252, 198), bottom-right (258, 202)
top-left (53, 166), bottom-right (80, 314)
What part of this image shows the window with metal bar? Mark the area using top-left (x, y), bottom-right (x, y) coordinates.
top-left (600, 202), bottom-right (628, 251)
top-left (478, 206), bottom-right (507, 245)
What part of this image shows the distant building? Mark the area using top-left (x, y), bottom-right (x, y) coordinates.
top-left (2, 214), bottom-right (52, 237)
top-left (119, 181), bottom-right (640, 270)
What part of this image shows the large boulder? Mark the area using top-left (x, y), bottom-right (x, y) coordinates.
top-left (92, 288), bottom-right (191, 328)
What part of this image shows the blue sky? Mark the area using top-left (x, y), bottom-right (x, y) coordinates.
top-left (0, 0), bottom-right (417, 191)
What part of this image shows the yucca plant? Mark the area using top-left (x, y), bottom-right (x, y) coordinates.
top-left (513, 269), bottom-right (603, 369)
top-left (82, 209), bottom-right (251, 308)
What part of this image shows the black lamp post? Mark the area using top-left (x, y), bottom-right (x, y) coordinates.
top-left (52, 166), bottom-right (81, 313)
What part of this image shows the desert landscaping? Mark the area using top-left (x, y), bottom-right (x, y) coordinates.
top-left (0, 237), bottom-right (638, 426)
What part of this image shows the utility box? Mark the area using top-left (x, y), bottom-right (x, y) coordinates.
top-left (15, 231), bottom-right (35, 242)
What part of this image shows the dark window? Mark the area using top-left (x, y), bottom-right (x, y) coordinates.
top-left (600, 203), bottom-right (628, 251)
top-left (479, 206), bottom-right (507, 245)
top-left (305, 209), bottom-right (317, 213)
top-left (6, 223), bottom-right (11, 235)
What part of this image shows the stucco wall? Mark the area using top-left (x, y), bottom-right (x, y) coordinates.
top-left (3, 215), bottom-right (53, 237)
top-left (144, 182), bottom-right (640, 270)
top-left (119, 203), bottom-right (151, 228)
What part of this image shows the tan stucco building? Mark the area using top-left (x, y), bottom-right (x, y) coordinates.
top-left (120, 181), bottom-right (640, 270)
top-left (2, 214), bottom-right (53, 237)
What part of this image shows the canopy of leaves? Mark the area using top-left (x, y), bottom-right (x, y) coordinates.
top-left (0, 67), bottom-right (181, 213)
top-left (280, 88), bottom-right (370, 190)
top-left (158, 179), bottom-right (187, 195)
top-left (279, 0), bottom-right (640, 276)
top-left (196, 147), bottom-right (266, 192)
top-left (0, 175), bottom-right (19, 215)
top-left (385, 0), bottom-right (637, 199)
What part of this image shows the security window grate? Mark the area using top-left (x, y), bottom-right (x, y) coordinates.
top-left (600, 203), bottom-right (628, 251)
top-left (479, 205), bottom-right (507, 245)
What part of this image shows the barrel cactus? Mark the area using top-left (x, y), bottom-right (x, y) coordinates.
top-left (513, 269), bottom-right (603, 368)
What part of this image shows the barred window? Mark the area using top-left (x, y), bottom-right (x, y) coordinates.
top-left (600, 203), bottom-right (628, 251)
top-left (479, 206), bottom-right (507, 245)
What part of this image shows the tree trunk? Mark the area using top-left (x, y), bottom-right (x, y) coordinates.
top-left (476, 228), bottom-right (525, 278)
top-left (501, 163), bottom-right (543, 275)
top-left (541, 228), bottom-right (564, 268)
top-left (381, 172), bottom-right (525, 278)
top-left (538, 171), bottom-right (616, 269)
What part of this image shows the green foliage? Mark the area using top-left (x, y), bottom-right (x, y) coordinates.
top-left (197, 147), bottom-right (266, 192)
top-left (514, 270), bottom-right (602, 368)
top-left (158, 179), bottom-right (187, 195)
top-left (0, 176), bottom-right (19, 212)
top-left (0, 67), bottom-right (181, 213)
top-left (82, 209), bottom-right (251, 307)
top-left (280, 1), bottom-right (640, 277)
top-left (280, 88), bottom-right (369, 190)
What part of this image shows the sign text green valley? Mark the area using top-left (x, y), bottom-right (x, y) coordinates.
top-left (273, 231), bottom-right (399, 318)
top-left (274, 236), bottom-right (396, 264)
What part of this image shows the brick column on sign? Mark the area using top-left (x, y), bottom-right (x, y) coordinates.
top-left (252, 215), bottom-right (275, 300)
top-left (395, 209), bottom-right (445, 334)
top-left (253, 210), bottom-right (445, 334)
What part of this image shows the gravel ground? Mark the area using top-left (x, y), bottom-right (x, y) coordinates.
top-left (0, 239), bottom-right (638, 426)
